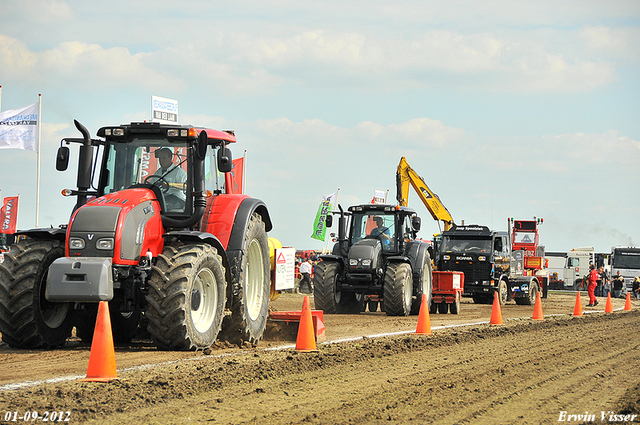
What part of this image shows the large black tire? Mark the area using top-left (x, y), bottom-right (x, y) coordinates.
top-left (313, 261), bottom-right (362, 314)
top-left (383, 262), bottom-right (413, 316)
top-left (0, 239), bottom-right (74, 348)
top-left (145, 243), bottom-right (226, 350)
top-left (75, 300), bottom-right (142, 344)
top-left (410, 252), bottom-right (433, 315)
top-left (220, 213), bottom-right (270, 345)
top-left (313, 261), bottom-right (340, 313)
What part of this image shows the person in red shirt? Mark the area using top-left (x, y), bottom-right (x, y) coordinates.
top-left (587, 264), bottom-right (599, 307)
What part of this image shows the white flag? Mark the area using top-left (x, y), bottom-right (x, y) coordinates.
top-left (0, 102), bottom-right (39, 151)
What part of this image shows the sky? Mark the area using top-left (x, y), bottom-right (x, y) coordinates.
top-left (0, 0), bottom-right (639, 255)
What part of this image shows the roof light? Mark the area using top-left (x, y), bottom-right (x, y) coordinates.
top-left (188, 128), bottom-right (198, 138)
top-left (167, 129), bottom-right (180, 137)
top-left (61, 189), bottom-right (73, 196)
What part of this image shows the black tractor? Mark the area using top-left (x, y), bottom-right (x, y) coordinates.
top-left (313, 203), bottom-right (432, 316)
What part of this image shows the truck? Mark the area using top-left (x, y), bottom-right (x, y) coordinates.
top-left (313, 203), bottom-right (432, 316)
top-left (434, 218), bottom-right (547, 305)
top-left (610, 246), bottom-right (640, 295)
top-left (547, 247), bottom-right (595, 290)
top-left (0, 120), bottom-right (274, 350)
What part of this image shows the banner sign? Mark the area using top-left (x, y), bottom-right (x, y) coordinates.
top-left (373, 189), bottom-right (386, 204)
top-left (0, 196), bottom-right (19, 234)
top-left (151, 96), bottom-right (178, 124)
top-left (274, 247), bottom-right (295, 290)
top-left (0, 103), bottom-right (39, 151)
top-left (311, 192), bottom-right (336, 241)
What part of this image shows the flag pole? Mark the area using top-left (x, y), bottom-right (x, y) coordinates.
top-left (323, 188), bottom-right (340, 254)
top-left (36, 94), bottom-right (41, 227)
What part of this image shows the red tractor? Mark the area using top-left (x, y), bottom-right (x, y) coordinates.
top-left (0, 120), bottom-right (273, 350)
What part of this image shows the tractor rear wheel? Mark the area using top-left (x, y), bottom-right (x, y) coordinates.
top-left (450, 293), bottom-right (461, 314)
top-left (220, 213), bottom-right (271, 345)
top-left (410, 252), bottom-right (433, 315)
top-left (0, 239), bottom-right (74, 348)
top-left (146, 243), bottom-right (226, 350)
top-left (383, 262), bottom-right (413, 316)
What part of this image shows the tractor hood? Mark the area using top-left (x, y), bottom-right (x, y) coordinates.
top-left (348, 239), bottom-right (383, 272)
top-left (67, 188), bottom-right (164, 265)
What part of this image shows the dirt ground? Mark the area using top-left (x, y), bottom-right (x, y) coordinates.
top-left (1, 292), bottom-right (639, 424)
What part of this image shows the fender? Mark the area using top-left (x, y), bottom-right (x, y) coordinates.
top-left (163, 230), bottom-right (231, 284)
top-left (404, 240), bottom-right (431, 293)
top-left (15, 227), bottom-right (67, 241)
top-left (200, 195), bottom-right (272, 250)
top-left (227, 197), bottom-right (272, 251)
top-left (318, 254), bottom-right (345, 270)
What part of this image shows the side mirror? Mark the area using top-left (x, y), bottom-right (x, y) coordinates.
top-left (217, 147), bottom-right (233, 173)
top-left (56, 146), bottom-right (70, 171)
top-left (411, 216), bottom-right (421, 232)
top-left (325, 215), bottom-right (333, 228)
top-left (196, 130), bottom-right (208, 160)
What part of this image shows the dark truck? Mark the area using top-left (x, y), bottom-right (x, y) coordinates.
top-left (434, 223), bottom-right (546, 305)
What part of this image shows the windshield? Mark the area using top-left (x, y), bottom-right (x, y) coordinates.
top-left (103, 139), bottom-right (190, 214)
top-left (612, 251), bottom-right (640, 269)
top-left (351, 212), bottom-right (397, 251)
top-left (439, 236), bottom-right (492, 253)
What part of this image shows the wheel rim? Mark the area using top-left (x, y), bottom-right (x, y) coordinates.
top-left (403, 273), bottom-right (412, 308)
top-left (245, 238), bottom-right (265, 321)
top-left (191, 268), bottom-right (217, 333)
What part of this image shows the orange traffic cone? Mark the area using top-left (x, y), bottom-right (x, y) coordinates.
top-left (81, 301), bottom-right (118, 382)
top-left (532, 291), bottom-right (544, 320)
top-left (605, 293), bottom-right (613, 313)
top-left (415, 293), bottom-right (432, 335)
top-left (295, 296), bottom-right (318, 352)
top-left (624, 292), bottom-right (632, 311)
top-left (490, 291), bottom-right (503, 325)
top-left (573, 291), bottom-right (583, 316)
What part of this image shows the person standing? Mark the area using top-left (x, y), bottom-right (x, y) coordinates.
top-left (298, 258), bottom-right (313, 294)
top-left (600, 267), bottom-right (610, 297)
top-left (612, 271), bottom-right (624, 299)
top-left (587, 264), bottom-right (599, 307)
top-left (633, 277), bottom-right (640, 300)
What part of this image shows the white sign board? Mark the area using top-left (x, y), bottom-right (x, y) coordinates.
top-left (274, 247), bottom-right (296, 291)
top-left (373, 189), bottom-right (387, 204)
top-left (151, 96), bottom-right (179, 124)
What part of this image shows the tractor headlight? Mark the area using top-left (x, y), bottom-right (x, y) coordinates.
top-left (96, 238), bottom-right (114, 250)
top-left (362, 259), bottom-right (371, 266)
top-left (69, 237), bottom-right (85, 250)
top-left (349, 259), bottom-right (358, 266)
top-left (443, 255), bottom-right (450, 260)
top-left (479, 256), bottom-right (486, 261)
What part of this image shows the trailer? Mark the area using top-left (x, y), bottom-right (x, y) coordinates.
top-left (430, 271), bottom-right (464, 314)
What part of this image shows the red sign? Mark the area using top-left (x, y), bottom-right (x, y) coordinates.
top-left (0, 196), bottom-right (19, 234)
top-left (225, 157), bottom-right (244, 195)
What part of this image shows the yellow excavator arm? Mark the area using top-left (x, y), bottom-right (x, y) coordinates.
top-left (396, 156), bottom-right (454, 231)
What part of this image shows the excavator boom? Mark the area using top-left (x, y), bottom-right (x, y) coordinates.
top-left (396, 156), bottom-right (454, 231)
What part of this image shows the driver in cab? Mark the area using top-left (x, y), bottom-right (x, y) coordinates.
top-left (369, 216), bottom-right (391, 245)
top-left (153, 147), bottom-right (187, 210)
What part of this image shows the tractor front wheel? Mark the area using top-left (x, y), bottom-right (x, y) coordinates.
top-left (146, 243), bottom-right (226, 350)
top-left (383, 262), bottom-right (413, 316)
top-left (0, 239), bottom-right (74, 348)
